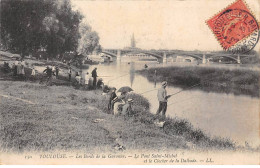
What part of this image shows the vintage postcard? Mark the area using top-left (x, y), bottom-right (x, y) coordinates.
top-left (0, 0), bottom-right (259, 165)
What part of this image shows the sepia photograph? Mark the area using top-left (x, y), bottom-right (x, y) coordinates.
top-left (0, 0), bottom-right (259, 165)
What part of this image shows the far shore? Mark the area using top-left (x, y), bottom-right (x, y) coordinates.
top-left (137, 66), bottom-right (259, 97)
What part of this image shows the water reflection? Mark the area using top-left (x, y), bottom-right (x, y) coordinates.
top-left (153, 70), bottom-right (157, 88)
top-left (129, 63), bottom-right (135, 87)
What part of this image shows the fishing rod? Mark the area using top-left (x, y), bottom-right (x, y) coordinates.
top-left (167, 77), bottom-right (217, 98)
top-left (138, 88), bottom-right (158, 95)
top-left (168, 83), bottom-right (201, 97)
top-left (107, 73), bottom-right (130, 84)
top-left (98, 76), bottom-right (113, 78)
top-left (168, 96), bottom-right (197, 107)
top-left (138, 76), bottom-right (214, 97)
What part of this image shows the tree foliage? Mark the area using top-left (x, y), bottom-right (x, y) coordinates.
top-left (0, 0), bottom-right (85, 59)
top-left (77, 22), bottom-right (101, 55)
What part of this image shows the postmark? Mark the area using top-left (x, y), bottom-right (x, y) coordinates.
top-left (206, 0), bottom-right (259, 53)
top-left (227, 28), bottom-right (259, 54)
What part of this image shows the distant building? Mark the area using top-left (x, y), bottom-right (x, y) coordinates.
top-left (124, 33), bottom-right (141, 51)
top-left (131, 33), bottom-right (136, 48)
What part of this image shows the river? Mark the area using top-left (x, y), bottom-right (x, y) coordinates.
top-left (84, 61), bottom-right (259, 148)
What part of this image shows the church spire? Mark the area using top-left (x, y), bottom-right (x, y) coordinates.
top-left (131, 33), bottom-right (136, 48)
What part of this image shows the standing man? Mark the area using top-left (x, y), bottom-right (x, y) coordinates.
top-left (156, 81), bottom-right (171, 120)
top-left (91, 67), bottom-right (98, 89)
top-left (43, 66), bottom-right (54, 86)
top-left (13, 59), bottom-right (19, 76)
top-left (31, 66), bottom-right (36, 81)
top-left (68, 67), bottom-right (72, 82)
top-left (55, 66), bottom-right (59, 79)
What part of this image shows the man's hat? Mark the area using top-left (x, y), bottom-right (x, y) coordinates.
top-left (161, 81), bottom-right (167, 87)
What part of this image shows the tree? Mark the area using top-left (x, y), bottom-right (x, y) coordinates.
top-left (0, 0), bottom-right (83, 59)
top-left (1, 0), bottom-right (55, 56)
top-left (77, 22), bottom-right (101, 55)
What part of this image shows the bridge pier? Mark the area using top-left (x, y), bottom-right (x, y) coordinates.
top-left (163, 52), bottom-right (167, 63)
top-left (202, 54), bottom-right (207, 64)
top-left (237, 54), bottom-right (241, 64)
top-left (117, 50), bottom-right (121, 62)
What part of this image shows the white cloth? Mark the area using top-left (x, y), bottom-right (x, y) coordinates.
top-left (75, 76), bottom-right (81, 83)
top-left (31, 69), bottom-right (36, 76)
top-left (157, 87), bottom-right (167, 102)
top-left (84, 74), bottom-right (90, 84)
top-left (21, 61), bottom-right (25, 66)
top-left (113, 100), bottom-right (125, 115)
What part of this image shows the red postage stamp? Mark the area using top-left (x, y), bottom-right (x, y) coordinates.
top-left (206, 0), bottom-right (259, 53)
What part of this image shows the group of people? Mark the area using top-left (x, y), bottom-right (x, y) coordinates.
top-left (109, 80), bottom-right (170, 119)
top-left (3, 59), bottom-right (61, 83)
top-left (65, 66), bottom-right (170, 119)
top-left (70, 67), bottom-right (134, 116)
top-left (108, 88), bottom-right (134, 116)
top-left (41, 65), bottom-right (100, 89)
top-left (3, 60), bottom-right (27, 79)
top-left (106, 80), bottom-right (170, 119)
top-left (73, 67), bottom-right (103, 90)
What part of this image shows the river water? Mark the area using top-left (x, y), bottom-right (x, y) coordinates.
top-left (84, 61), bottom-right (259, 148)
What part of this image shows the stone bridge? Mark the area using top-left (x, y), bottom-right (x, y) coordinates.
top-left (102, 49), bottom-right (255, 64)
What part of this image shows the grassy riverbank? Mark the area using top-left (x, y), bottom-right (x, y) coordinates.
top-left (0, 65), bottom-right (243, 153)
top-left (138, 66), bottom-right (259, 97)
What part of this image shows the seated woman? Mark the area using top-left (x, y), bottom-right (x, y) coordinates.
top-left (103, 85), bottom-right (110, 94)
top-left (97, 78), bottom-right (104, 89)
top-left (121, 99), bottom-right (134, 116)
top-left (113, 92), bottom-right (127, 115)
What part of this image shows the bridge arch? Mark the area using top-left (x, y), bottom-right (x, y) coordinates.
top-left (179, 54), bottom-right (203, 60)
top-left (210, 55), bottom-right (238, 62)
top-left (122, 51), bottom-right (163, 59)
top-left (101, 51), bottom-right (117, 57)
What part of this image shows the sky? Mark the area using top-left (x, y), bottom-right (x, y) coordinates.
top-left (71, 0), bottom-right (260, 51)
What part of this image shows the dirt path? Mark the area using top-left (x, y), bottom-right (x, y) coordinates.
top-left (0, 94), bottom-right (36, 104)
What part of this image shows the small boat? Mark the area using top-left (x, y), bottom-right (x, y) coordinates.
top-left (83, 59), bottom-right (99, 65)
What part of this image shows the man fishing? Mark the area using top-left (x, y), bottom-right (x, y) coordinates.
top-left (91, 67), bottom-right (98, 89)
top-left (156, 81), bottom-right (171, 120)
